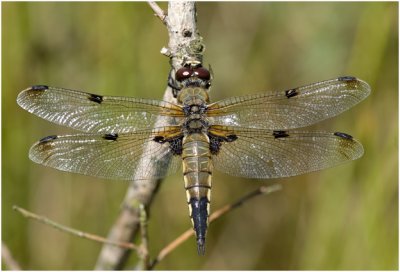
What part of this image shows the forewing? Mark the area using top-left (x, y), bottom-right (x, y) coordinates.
top-left (207, 77), bottom-right (370, 129)
top-left (29, 127), bottom-right (183, 181)
top-left (17, 85), bottom-right (184, 133)
top-left (211, 126), bottom-right (364, 179)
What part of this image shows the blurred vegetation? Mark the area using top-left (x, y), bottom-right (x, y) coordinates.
top-left (2, 2), bottom-right (397, 270)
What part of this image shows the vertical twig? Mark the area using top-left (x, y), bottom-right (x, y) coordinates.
top-left (137, 204), bottom-right (150, 269)
top-left (95, 2), bottom-right (204, 269)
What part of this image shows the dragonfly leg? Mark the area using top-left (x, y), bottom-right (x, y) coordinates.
top-left (167, 70), bottom-right (182, 98)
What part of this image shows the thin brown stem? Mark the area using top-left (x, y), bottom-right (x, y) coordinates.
top-left (148, 2), bottom-right (167, 24)
top-left (149, 184), bottom-right (282, 269)
top-left (13, 205), bottom-right (139, 251)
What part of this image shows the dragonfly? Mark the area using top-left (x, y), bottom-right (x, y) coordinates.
top-left (17, 64), bottom-right (370, 255)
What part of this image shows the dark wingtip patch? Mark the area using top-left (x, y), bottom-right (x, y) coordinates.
top-left (338, 76), bottom-right (357, 82)
top-left (103, 133), bottom-right (118, 141)
top-left (39, 135), bottom-right (58, 143)
top-left (285, 88), bottom-right (299, 98)
top-left (334, 132), bottom-right (353, 140)
top-left (273, 130), bottom-right (289, 138)
top-left (88, 93), bottom-right (103, 104)
top-left (31, 85), bottom-right (49, 91)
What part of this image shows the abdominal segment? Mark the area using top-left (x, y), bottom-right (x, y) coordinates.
top-left (182, 133), bottom-right (212, 255)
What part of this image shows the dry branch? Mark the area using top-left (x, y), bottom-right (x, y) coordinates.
top-left (95, 2), bottom-right (204, 269)
top-left (148, 1), bottom-right (167, 24)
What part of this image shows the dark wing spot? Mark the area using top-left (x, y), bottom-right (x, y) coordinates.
top-left (88, 94), bottom-right (103, 104)
top-left (168, 136), bottom-right (183, 155)
top-left (153, 135), bottom-right (183, 155)
top-left (338, 76), bottom-right (357, 82)
top-left (39, 135), bottom-right (58, 143)
top-left (334, 132), bottom-right (353, 140)
top-left (273, 130), bottom-right (289, 138)
top-left (209, 134), bottom-right (237, 154)
top-left (153, 136), bottom-right (165, 143)
top-left (209, 136), bottom-right (222, 155)
top-left (226, 135), bottom-right (238, 142)
top-left (285, 88), bottom-right (299, 98)
top-left (103, 133), bottom-right (118, 141)
top-left (31, 85), bottom-right (49, 91)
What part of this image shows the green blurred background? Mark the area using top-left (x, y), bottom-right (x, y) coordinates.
top-left (2, 2), bottom-right (398, 270)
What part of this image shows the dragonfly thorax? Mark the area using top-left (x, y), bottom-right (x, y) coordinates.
top-left (183, 107), bottom-right (209, 133)
top-left (184, 118), bottom-right (208, 133)
top-left (177, 87), bottom-right (210, 105)
top-left (178, 87), bottom-right (210, 134)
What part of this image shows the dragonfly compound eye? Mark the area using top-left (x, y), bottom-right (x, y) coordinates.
top-left (176, 67), bottom-right (192, 82)
top-left (193, 67), bottom-right (211, 80)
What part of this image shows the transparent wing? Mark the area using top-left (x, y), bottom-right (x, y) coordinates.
top-left (211, 126), bottom-right (364, 179)
top-left (207, 77), bottom-right (370, 129)
top-left (17, 85), bottom-right (184, 133)
top-left (29, 127), bottom-right (183, 181)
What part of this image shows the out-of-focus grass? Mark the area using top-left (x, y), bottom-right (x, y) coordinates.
top-left (2, 2), bottom-right (397, 270)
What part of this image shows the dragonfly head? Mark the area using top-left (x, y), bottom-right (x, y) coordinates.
top-left (174, 65), bottom-right (212, 90)
top-left (176, 66), bottom-right (210, 81)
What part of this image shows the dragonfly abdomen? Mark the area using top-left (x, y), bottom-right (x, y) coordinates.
top-left (182, 132), bottom-right (212, 255)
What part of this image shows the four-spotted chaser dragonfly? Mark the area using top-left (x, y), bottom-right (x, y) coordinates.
top-left (17, 65), bottom-right (370, 255)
